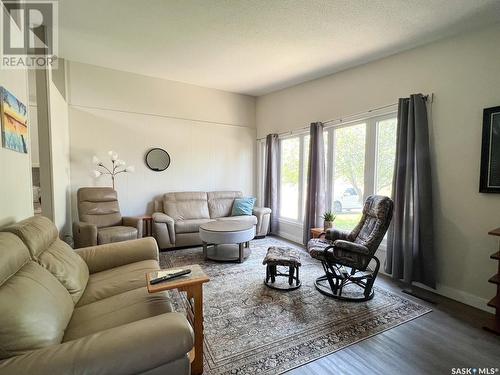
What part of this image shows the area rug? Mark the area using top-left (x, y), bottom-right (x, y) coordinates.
top-left (159, 237), bottom-right (431, 375)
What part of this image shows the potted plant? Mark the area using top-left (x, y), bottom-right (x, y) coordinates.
top-left (322, 211), bottom-right (336, 231)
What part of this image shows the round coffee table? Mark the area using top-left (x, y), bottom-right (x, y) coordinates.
top-left (199, 221), bottom-right (255, 263)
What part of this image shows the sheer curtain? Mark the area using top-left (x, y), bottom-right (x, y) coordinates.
top-left (385, 94), bottom-right (436, 288)
top-left (303, 122), bottom-right (325, 244)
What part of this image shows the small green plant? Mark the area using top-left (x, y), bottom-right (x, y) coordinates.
top-left (322, 211), bottom-right (336, 222)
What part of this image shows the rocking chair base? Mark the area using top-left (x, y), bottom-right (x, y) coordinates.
top-left (314, 275), bottom-right (375, 302)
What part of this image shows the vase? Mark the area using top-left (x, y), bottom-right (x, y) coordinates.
top-left (324, 220), bottom-right (334, 231)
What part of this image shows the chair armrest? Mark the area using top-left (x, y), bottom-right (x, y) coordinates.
top-left (325, 228), bottom-right (351, 242)
top-left (73, 221), bottom-right (98, 248)
top-left (0, 313), bottom-right (193, 375)
top-left (75, 237), bottom-right (159, 274)
top-left (122, 216), bottom-right (144, 238)
top-left (333, 240), bottom-right (370, 255)
top-left (252, 206), bottom-right (271, 216)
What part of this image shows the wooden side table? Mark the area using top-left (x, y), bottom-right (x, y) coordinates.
top-left (147, 265), bottom-right (210, 374)
top-left (311, 227), bottom-right (325, 238)
top-left (138, 216), bottom-right (153, 237)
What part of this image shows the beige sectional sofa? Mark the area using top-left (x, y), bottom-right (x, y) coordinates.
top-left (152, 191), bottom-right (271, 249)
top-left (0, 216), bottom-right (193, 375)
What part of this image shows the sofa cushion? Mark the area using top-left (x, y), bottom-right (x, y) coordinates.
top-left (175, 219), bottom-right (215, 234)
top-left (0, 233), bottom-right (74, 359)
top-left (3, 216), bottom-right (89, 305)
top-left (77, 260), bottom-right (159, 306)
top-left (64, 287), bottom-right (173, 342)
top-left (97, 226), bottom-right (138, 244)
top-left (216, 215), bottom-right (258, 225)
top-left (207, 191), bottom-right (242, 218)
top-left (38, 238), bottom-right (89, 304)
top-left (2, 215), bottom-right (59, 258)
top-left (164, 192), bottom-right (210, 220)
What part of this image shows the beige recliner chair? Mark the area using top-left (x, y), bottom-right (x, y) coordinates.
top-left (0, 216), bottom-right (193, 374)
top-left (73, 187), bottom-right (143, 248)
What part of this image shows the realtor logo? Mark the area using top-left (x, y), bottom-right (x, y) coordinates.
top-left (1, 0), bottom-right (58, 68)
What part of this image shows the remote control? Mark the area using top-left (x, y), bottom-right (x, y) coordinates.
top-left (150, 269), bottom-right (191, 285)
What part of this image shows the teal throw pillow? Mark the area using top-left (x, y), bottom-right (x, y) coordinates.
top-left (232, 197), bottom-right (256, 216)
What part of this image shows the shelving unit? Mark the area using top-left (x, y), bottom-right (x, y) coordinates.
top-left (484, 228), bottom-right (500, 334)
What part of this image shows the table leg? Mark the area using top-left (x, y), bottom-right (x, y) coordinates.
top-left (182, 285), bottom-right (204, 375)
top-left (202, 242), bottom-right (208, 260)
top-left (238, 243), bottom-right (244, 263)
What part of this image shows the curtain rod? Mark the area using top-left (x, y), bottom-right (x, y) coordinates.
top-left (256, 93), bottom-right (433, 141)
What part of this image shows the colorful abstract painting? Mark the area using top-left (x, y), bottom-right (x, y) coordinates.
top-left (0, 86), bottom-right (28, 154)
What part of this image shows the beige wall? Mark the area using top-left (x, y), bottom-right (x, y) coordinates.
top-left (68, 62), bottom-right (256, 218)
top-left (48, 64), bottom-right (72, 236)
top-left (0, 18), bottom-right (33, 227)
top-left (256, 24), bottom-right (500, 311)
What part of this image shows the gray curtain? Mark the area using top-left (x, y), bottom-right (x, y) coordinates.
top-left (303, 122), bottom-right (325, 244)
top-left (385, 94), bottom-right (435, 288)
top-left (264, 134), bottom-right (280, 234)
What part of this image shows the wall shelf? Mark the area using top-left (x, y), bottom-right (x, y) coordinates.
top-left (484, 228), bottom-right (500, 335)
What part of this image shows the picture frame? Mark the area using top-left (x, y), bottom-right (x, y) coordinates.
top-left (479, 105), bottom-right (500, 193)
top-left (0, 86), bottom-right (29, 154)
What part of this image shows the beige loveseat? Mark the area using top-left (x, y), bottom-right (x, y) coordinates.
top-left (0, 216), bottom-right (193, 375)
top-left (152, 191), bottom-right (271, 249)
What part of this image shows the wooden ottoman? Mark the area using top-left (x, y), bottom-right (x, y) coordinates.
top-left (263, 246), bottom-right (302, 290)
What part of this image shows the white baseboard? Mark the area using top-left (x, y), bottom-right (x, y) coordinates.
top-left (413, 282), bottom-right (495, 314)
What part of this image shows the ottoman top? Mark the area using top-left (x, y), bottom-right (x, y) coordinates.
top-left (263, 246), bottom-right (302, 266)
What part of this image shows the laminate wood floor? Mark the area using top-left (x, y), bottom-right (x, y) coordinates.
top-left (285, 275), bottom-right (500, 375)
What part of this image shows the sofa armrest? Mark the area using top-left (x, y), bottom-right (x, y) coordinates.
top-left (152, 212), bottom-right (174, 224)
top-left (73, 221), bottom-right (98, 248)
top-left (152, 212), bottom-right (176, 248)
top-left (253, 207), bottom-right (271, 217)
top-left (253, 207), bottom-right (271, 236)
top-left (0, 313), bottom-right (193, 375)
top-left (122, 216), bottom-right (144, 238)
top-left (75, 237), bottom-right (159, 274)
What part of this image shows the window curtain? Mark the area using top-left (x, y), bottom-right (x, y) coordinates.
top-left (303, 122), bottom-right (325, 244)
top-left (264, 134), bottom-right (280, 234)
top-left (385, 94), bottom-right (436, 288)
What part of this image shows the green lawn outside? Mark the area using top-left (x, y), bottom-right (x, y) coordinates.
top-left (332, 212), bottom-right (362, 231)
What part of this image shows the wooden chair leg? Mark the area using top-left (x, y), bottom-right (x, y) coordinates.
top-left (288, 266), bottom-right (294, 285)
top-left (270, 265), bottom-right (276, 283)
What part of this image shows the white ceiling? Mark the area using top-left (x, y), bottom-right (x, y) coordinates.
top-left (59, 0), bottom-right (500, 96)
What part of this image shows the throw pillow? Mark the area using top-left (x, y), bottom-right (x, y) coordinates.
top-left (231, 197), bottom-right (256, 216)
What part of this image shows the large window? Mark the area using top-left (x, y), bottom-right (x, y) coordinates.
top-left (331, 123), bottom-right (366, 230)
top-left (274, 112), bottom-right (398, 232)
top-left (279, 137), bottom-right (301, 220)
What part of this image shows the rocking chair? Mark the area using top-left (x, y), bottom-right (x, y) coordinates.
top-left (307, 195), bottom-right (393, 301)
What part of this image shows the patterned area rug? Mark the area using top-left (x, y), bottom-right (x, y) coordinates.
top-left (159, 237), bottom-right (431, 375)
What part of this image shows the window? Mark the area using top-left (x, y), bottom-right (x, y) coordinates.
top-left (272, 112), bottom-right (397, 232)
top-left (279, 137), bottom-right (301, 220)
top-left (331, 123), bottom-right (366, 231)
top-left (375, 118), bottom-right (398, 197)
